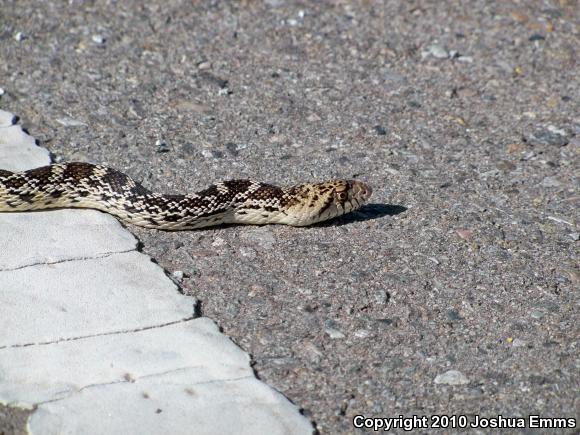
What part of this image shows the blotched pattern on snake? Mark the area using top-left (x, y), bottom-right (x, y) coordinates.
top-left (0, 163), bottom-right (372, 230)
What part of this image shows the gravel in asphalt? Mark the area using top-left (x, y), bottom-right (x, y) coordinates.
top-left (1, 1), bottom-right (578, 433)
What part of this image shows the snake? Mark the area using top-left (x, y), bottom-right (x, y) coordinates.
top-left (0, 162), bottom-right (372, 230)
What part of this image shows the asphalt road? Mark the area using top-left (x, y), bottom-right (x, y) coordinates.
top-left (1, 1), bottom-right (578, 433)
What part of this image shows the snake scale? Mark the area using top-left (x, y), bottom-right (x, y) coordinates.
top-left (0, 163), bottom-right (372, 230)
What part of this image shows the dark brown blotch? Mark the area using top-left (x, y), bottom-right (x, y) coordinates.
top-left (198, 184), bottom-right (220, 197)
top-left (99, 167), bottom-right (138, 192)
top-left (61, 163), bottom-right (95, 183)
top-left (195, 184), bottom-right (235, 204)
top-left (25, 165), bottom-right (55, 182)
top-left (251, 183), bottom-right (285, 200)
top-left (161, 214), bottom-right (183, 222)
top-left (2, 176), bottom-right (27, 189)
top-left (223, 179), bottom-right (253, 193)
top-left (0, 169), bottom-right (14, 178)
top-left (239, 204), bottom-right (265, 210)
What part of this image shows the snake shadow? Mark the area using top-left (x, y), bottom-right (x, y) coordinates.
top-left (319, 203), bottom-right (407, 227)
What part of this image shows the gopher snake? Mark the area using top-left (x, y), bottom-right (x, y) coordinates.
top-left (0, 163), bottom-right (372, 230)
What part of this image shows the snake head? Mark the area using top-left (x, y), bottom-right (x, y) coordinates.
top-left (282, 179), bottom-right (372, 226)
top-left (319, 179), bottom-right (372, 221)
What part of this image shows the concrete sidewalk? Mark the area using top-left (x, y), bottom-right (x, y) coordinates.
top-left (0, 110), bottom-right (313, 434)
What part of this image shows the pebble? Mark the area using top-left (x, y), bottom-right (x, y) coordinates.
top-left (375, 318), bottom-right (393, 326)
top-left (528, 34), bottom-right (545, 41)
top-left (512, 338), bottom-right (527, 348)
top-left (374, 125), bottom-right (387, 135)
top-left (0, 88), bottom-right (5, 96)
top-left (506, 143), bottom-right (525, 154)
top-left (456, 229), bottom-right (473, 241)
top-left (446, 309), bottom-right (461, 322)
top-left (540, 177), bottom-right (561, 188)
top-left (510, 11), bottom-right (529, 23)
top-left (174, 101), bottom-right (213, 116)
top-left (373, 290), bottom-right (390, 304)
top-left (307, 113), bottom-right (321, 122)
top-left (225, 142), bottom-right (242, 156)
top-left (426, 44), bottom-right (449, 59)
top-left (200, 149), bottom-right (214, 159)
top-left (92, 34), bottom-right (106, 44)
top-left (171, 270), bottom-right (184, 282)
top-left (325, 327), bottom-right (346, 339)
top-left (569, 233), bottom-right (580, 241)
top-left (434, 370), bottom-right (469, 385)
top-left (239, 246), bottom-right (257, 259)
top-left (155, 139), bottom-right (170, 153)
top-left (528, 126), bottom-right (569, 147)
top-left (56, 117), bottom-right (87, 127)
top-left (496, 160), bottom-right (516, 172)
top-left (457, 55), bottom-right (473, 63)
top-left (14, 32), bottom-right (26, 41)
top-left (456, 88), bottom-right (477, 98)
top-left (530, 309), bottom-right (545, 320)
top-left (354, 329), bottom-right (372, 338)
top-left (522, 151), bottom-right (536, 160)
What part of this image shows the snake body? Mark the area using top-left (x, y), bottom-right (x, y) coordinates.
top-left (0, 163), bottom-right (372, 230)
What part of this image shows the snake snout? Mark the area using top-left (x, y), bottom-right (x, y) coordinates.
top-left (350, 180), bottom-right (372, 202)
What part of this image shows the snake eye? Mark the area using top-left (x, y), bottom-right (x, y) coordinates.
top-left (335, 191), bottom-right (347, 201)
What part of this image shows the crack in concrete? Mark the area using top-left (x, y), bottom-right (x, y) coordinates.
top-left (0, 316), bottom-right (198, 350)
top-left (34, 371), bottom-right (254, 406)
top-left (0, 248), bottom-right (139, 272)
